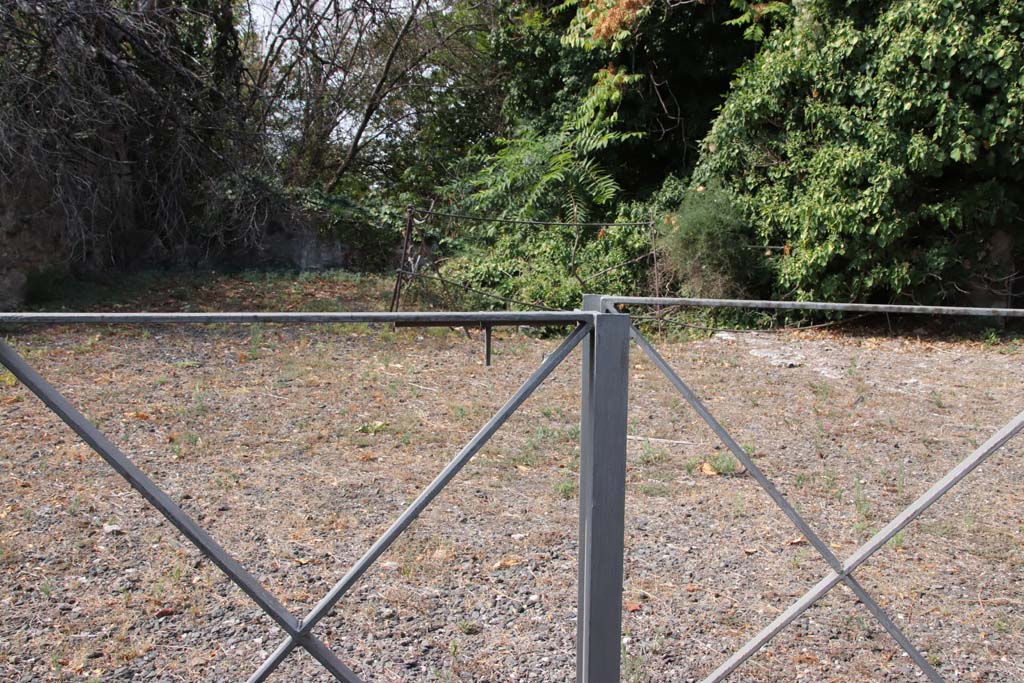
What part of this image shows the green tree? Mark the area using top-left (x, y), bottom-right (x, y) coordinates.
top-left (437, 0), bottom-right (752, 308)
top-left (690, 0), bottom-right (1024, 303)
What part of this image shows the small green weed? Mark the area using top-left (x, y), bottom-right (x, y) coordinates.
top-left (638, 443), bottom-right (668, 466)
top-left (639, 482), bottom-right (670, 497)
top-left (554, 479), bottom-right (577, 500)
top-left (457, 620), bottom-right (482, 635)
top-left (356, 421), bottom-right (388, 435)
top-left (708, 452), bottom-right (738, 475)
top-left (854, 482), bottom-right (871, 521)
top-left (808, 380), bottom-right (831, 400)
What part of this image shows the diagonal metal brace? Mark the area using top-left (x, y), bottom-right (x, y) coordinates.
top-left (626, 326), bottom-right (944, 682)
top-left (703, 408), bottom-right (1024, 682)
top-left (247, 322), bottom-right (594, 682)
top-left (0, 340), bottom-right (361, 682)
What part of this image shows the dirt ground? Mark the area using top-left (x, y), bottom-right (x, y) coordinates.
top-left (1, 275), bottom-right (1022, 683)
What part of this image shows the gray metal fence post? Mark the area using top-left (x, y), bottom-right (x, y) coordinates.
top-left (578, 296), bottom-right (629, 683)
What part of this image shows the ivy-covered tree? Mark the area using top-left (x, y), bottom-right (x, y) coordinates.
top-left (689, 0), bottom-right (1024, 303)
top-left (438, 0), bottom-right (752, 307)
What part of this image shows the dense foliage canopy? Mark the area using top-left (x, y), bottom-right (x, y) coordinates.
top-left (691, 0), bottom-right (1024, 303)
top-left (2, 0), bottom-right (1022, 309)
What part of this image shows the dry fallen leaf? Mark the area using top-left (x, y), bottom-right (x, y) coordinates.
top-left (624, 601), bottom-right (642, 613)
top-left (786, 537), bottom-right (807, 546)
top-left (492, 555), bottom-right (524, 570)
top-left (700, 462), bottom-right (718, 476)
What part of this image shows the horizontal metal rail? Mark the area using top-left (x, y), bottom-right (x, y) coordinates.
top-left (0, 311), bottom-right (591, 326)
top-left (602, 296), bottom-right (1024, 318)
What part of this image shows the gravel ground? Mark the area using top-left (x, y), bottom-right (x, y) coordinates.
top-left (1, 311), bottom-right (1022, 683)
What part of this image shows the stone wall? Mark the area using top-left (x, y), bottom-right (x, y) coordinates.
top-left (0, 174), bottom-right (66, 309)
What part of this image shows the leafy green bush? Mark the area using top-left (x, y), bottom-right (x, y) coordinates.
top-left (694, 0), bottom-right (1024, 303)
top-left (441, 221), bottom-right (651, 310)
top-left (660, 183), bottom-right (770, 298)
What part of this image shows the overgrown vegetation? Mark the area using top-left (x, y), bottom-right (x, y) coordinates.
top-left (2, 0), bottom-right (1021, 309)
top-left (692, 0), bottom-right (1024, 303)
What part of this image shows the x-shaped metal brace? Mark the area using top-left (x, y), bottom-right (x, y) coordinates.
top-left (0, 323), bottom-right (591, 682)
top-left (628, 326), bottom-right (1024, 683)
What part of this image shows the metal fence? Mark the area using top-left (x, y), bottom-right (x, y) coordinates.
top-left (594, 294), bottom-right (1024, 683)
top-left (3, 298), bottom-right (1023, 682)
top-left (0, 310), bottom-right (630, 683)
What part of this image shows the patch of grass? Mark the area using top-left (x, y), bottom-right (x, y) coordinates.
top-left (456, 619), bottom-right (482, 635)
top-left (187, 388), bottom-right (211, 416)
top-left (808, 380), bottom-right (831, 401)
top-left (638, 443), bottom-right (668, 466)
top-left (730, 491), bottom-right (748, 517)
top-left (554, 478), bottom-right (577, 499)
top-left (708, 451), bottom-right (738, 475)
top-left (639, 482), bottom-right (670, 497)
top-left (356, 420), bottom-right (388, 435)
top-left (249, 324), bottom-right (265, 358)
top-left (541, 405), bottom-right (565, 419)
top-left (853, 482), bottom-right (871, 521)
top-left (509, 449), bottom-right (540, 469)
